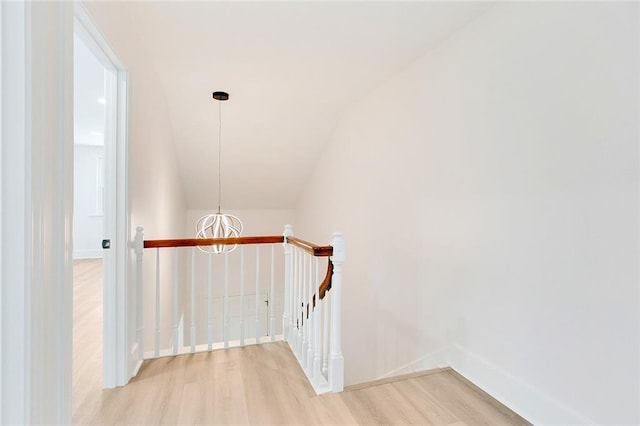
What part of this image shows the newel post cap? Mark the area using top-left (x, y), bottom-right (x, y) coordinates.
top-left (134, 226), bottom-right (144, 254)
top-left (331, 231), bottom-right (345, 262)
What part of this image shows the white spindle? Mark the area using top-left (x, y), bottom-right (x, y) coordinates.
top-left (173, 248), bottom-right (178, 355)
top-left (155, 248), bottom-right (160, 357)
top-left (329, 232), bottom-right (345, 392)
top-left (255, 246), bottom-right (261, 344)
top-left (313, 256), bottom-right (322, 382)
top-left (135, 227), bottom-right (144, 360)
top-left (292, 248), bottom-right (298, 349)
top-left (306, 253), bottom-right (313, 372)
top-left (240, 246), bottom-right (245, 346)
top-left (207, 252), bottom-right (213, 351)
top-left (190, 248), bottom-right (196, 353)
top-left (298, 248), bottom-right (302, 349)
top-left (322, 264), bottom-right (330, 377)
top-left (297, 247), bottom-right (303, 356)
top-left (300, 253), bottom-right (309, 370)
top-left (283, 225), bottom-right (293, 342)
top-left (223, 252), bottom-right (229, 348)
top-left (270, 245), bottom-right (275, 342)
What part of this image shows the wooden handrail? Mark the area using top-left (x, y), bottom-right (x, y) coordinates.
top-left (143, 235), bottom-right (284, 249)
top-left (286, 236), bottom-right (333, 257)
top-left (305, 258), bottom-right (333, 321)
top-left (143, 234), bottom-right (334, 257)
top-left (318, 259), bottom-right (334, 299)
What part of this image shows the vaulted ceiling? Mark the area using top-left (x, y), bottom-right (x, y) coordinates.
top-left (100, 2), bottom-right (492, 209)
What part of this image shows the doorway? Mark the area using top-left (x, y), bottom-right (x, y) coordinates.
top-left (73, 2), bottom-right (130, 402)
top-left (71, 30), bottom-right (112, 419)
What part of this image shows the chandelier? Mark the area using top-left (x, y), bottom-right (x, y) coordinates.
top-left (196, 91), bottom-right (243, 253)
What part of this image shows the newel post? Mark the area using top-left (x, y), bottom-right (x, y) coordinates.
top-left (135, 226), bottom-right (144, 360)
top-left (329, 232), bottom-right (345, 392)
top-left (283, 224), bottom-right (294, 342)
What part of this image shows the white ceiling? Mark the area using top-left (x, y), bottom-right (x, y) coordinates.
top-left (110, 1), bottom-right (492, 209)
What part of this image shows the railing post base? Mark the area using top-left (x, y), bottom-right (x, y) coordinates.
top-left (329, 354), bottom-right (344, 392)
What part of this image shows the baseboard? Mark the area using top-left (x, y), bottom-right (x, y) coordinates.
top-left (374, 344), bottom-right (593, 424)
top-left (375, 346), bottom-right (450, 380)
top-left (348, 367), bottom-right (451, 392)
top-left (448, 344), bottom-right (594, 425)
top-left (73, 249), bottom-right (103, 259)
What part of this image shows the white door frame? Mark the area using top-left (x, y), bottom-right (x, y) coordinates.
top-left (0, 3), bottom-right (4, 422)
top-left (74, 4), bottom-right (130, 388)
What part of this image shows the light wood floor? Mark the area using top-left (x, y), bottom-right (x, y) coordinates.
top-left (73, 260), bottom-right (530, 425)
top-left (73, 258), bottom-right (103, 423)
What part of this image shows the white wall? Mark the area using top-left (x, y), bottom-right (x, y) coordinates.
top-left (73, 145), bottom-right (105, 258)
top-left (296, 2), bottom-right (639, 424)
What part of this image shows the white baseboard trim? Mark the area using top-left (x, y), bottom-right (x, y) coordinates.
top-left (73, 249), bottom-right (103, 259)
top-left (448, 344), bottom-right (594, 425)
top-left (376, 344), bottom-right (593, 424)
top-left (376, 346), bottom-right (450, 380)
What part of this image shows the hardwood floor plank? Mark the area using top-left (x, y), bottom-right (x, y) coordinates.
top-left (72, 259), bottom-right (103, 425)
top-left (305, 392), bottom-right (359, 425)
top-left (390, 378), bottom-right (460, 425)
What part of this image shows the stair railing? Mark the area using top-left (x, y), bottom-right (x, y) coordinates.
top-left (283, 225), bottom-right (345, 393)
top-left (134, 224), bottom-right (344, 394)
top-left (134, 228), bottom-right (284, 359)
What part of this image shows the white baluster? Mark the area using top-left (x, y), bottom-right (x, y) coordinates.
top-left (190, 247), bottom-right (196, 353)
top-left (270, 245), bottom-right (275, 342)
top-left (207, 252), bottom-right (213, 351)
top-left (292, 248), bottom-right (298, 350)
top-left (240, 246), bottom-right (245, 346)
top-left (297, 247), bottom-right (303, 356)
top-left (155, 248), bottom-right (160, 357)
top-left (255, 246), bottom-right (261, 344)
top-left (173, 248), bottom-right (178, 355)
top-left (224, 252), bottom-right (229, 348)
top-left (282, 225), bottom-right (293, 342)
top-left (322, 260), bottom-right (330, 377)
top-left (329, 232), bottom-right (345, 392)
top-left (313, 256), bottom-right (322, 382)
top-left (135, 226), bottom-right (144, 360)
top-left (306, 253), bottom-right (314, 372)
top-left (301, 251), bottom-right (307, 365)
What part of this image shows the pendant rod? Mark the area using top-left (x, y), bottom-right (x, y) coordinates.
top-left (217, 99), bottom-right (222, 214)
